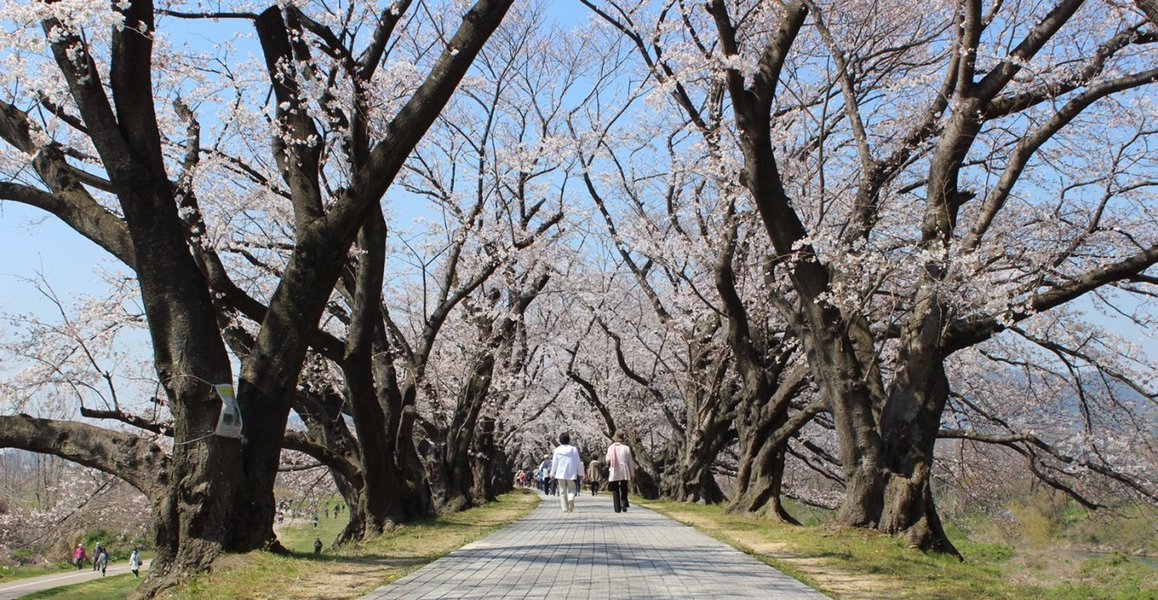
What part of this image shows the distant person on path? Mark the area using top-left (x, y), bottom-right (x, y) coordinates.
top-left (95, 545), bottom-right (109, 576)
top-left (585, 458), bottom-right (604, 496)
top-left (130, 549), bottom-right (142, 577)
top-left (314, 537), bottom-right (323, 554)
top-left (549, 432), bottom-right (582, 513)
top-left (91, 544), bottom-right (103, 571)
top-left (538, 456), bottom-right (554, 494)
top-left (606, 431), bottom-right (637, 513)
top-left (73, 544), bottom-right (86, 571)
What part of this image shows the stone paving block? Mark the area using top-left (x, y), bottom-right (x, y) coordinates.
top-left (363, 490), bottom-right (829, 599)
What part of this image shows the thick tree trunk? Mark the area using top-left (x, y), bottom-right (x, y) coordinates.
top-left (632, 467), bottom-right (662, 500)
top-left (396, 402), bottom-right (435, 517)
top-left (470, 417), bottom-right (504, 502)
top-left (798, 310), bottom-right (888, 528)
top-left (227, 207), bottom-right (370, 551)
top-left (661, 426), bottom-right (729, 504)
top-left (731, 82), bottom-right (890, 530)
top-left (230, 377), bottom-right (291, 551)
top-left (330, 469), bottom-right (370, 545)
top-left (729, 413), bottom-right (798, 523)
top-left (880, 465), bottom-right (958, 555)
top-left (342, 214), bottom-right (412, 534)
top-left (117, 181), bottom-right (243, 594)
top-left (0, 416), bottom-right (210, 592)
top-left (437, 355), bottom-right (494, 512)
top-left (139, 437), bottom-right (241, 597)
top-left (668, 459), bottom-right (725, 504)
top-left (878, 342), bottom-right (960, 556)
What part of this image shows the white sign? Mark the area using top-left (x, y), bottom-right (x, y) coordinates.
top-left (214, 384), bottom-right (244, 438)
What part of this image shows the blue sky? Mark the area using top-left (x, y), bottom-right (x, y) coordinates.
top-left (0, 202), bottom-right (122, 318)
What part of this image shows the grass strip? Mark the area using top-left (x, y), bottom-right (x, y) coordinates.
top-left (636, 498), bottom-right (1156, 600)
top-left (165, 489), bottom-right (539, 599)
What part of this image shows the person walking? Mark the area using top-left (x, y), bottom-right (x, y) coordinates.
top-left (606, 431), bottom-right (637, 513)
top-left (129, 549), bottom-right (142, 578)
top-left (549, 432), bottom-right (582, 513)
top-left (314, 537), bottom-right (323, 554)
top-left (585, 458), bottom-right (605, 496)
top-left (91, 544), bottom-right (102, 571)
top-left (95, 545), bottom-right (109, 576)
top-left (72, 544), bottom-right (86, 571)
top-left (537, 457), bottom-right (552, 493)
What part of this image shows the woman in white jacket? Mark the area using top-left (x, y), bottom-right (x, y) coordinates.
top-left (605, 431), bottom-right (637, 513)
top-left (549, 432), bottom-right (582, 512)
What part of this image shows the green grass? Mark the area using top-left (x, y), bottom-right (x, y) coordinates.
top-left (637, 498), bottom-right (1157, 600)
top-left (19, 573), bottom-right (142, 599)
top-left (165, 489), bottom-right (540, 599)
top-left (1031, 553), bottom-right (1157, 600)
top-left (276, 507), bottom-right (349, 554)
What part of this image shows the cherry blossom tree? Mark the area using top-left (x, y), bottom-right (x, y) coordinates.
top-left (585, 0), bottom-right (1156, 553)
top-left (0, 0), bottom-right (512, 593)
top-left (0, 455), bottom-right (151, 565)
top-left (269, 6), bottom-right (572, 533)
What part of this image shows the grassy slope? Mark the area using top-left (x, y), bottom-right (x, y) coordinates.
top-left (21, 574), bottom-right (142, 599)
top-left (637, 498), bottom-right (1156, 600)
top-left (165, 489), bottom-right (540, 599)
top-left (18, 490), bottom-right (539, 600)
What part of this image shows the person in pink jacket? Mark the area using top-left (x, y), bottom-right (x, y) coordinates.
top-left (605, 431), bottom-right (637, 513)
top-left (72, 544), bottom-right (86, 571)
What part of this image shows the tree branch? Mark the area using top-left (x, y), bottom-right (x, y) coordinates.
top-left (0, 414), bottom-right (170, 499)
top-left (947, 245), bottom-right (1158, 350)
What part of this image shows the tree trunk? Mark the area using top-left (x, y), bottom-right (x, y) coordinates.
top-left (878, 344), bottom-right (960, 556)
top-left (117, 181), bottom-right (244, 594)
top-left (342, 214), bottom-right (412, 533)
top-left (396, 401), bottom-right (435, 518)
top-left (437, 354), bottom-right (494, 512)
top-left (125, 379), bottom-right (241, 597)
top-left (798, 310), bottom-right (888, 528)
top-left (331, 469), bottom-right (369, 546)
top-left (659, 425), bottom-right (728, 504)
top-left (470, 417), bottom-right (505, 502)
top-left (880, 465), bottom-right (958, 555)
top-left (138, 438), bottom-right (241, 597)
top-left (632, 467), bottom-right (662, 500)
top-left (229, 377), bottom-right (291, 552)
top-left (729, 413), bottom-right (798, 523)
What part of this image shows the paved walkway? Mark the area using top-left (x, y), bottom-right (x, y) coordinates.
top-left (0, 561), bottom-right (149, 599)
top-left (363, 490), bottom-right (827, 599)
